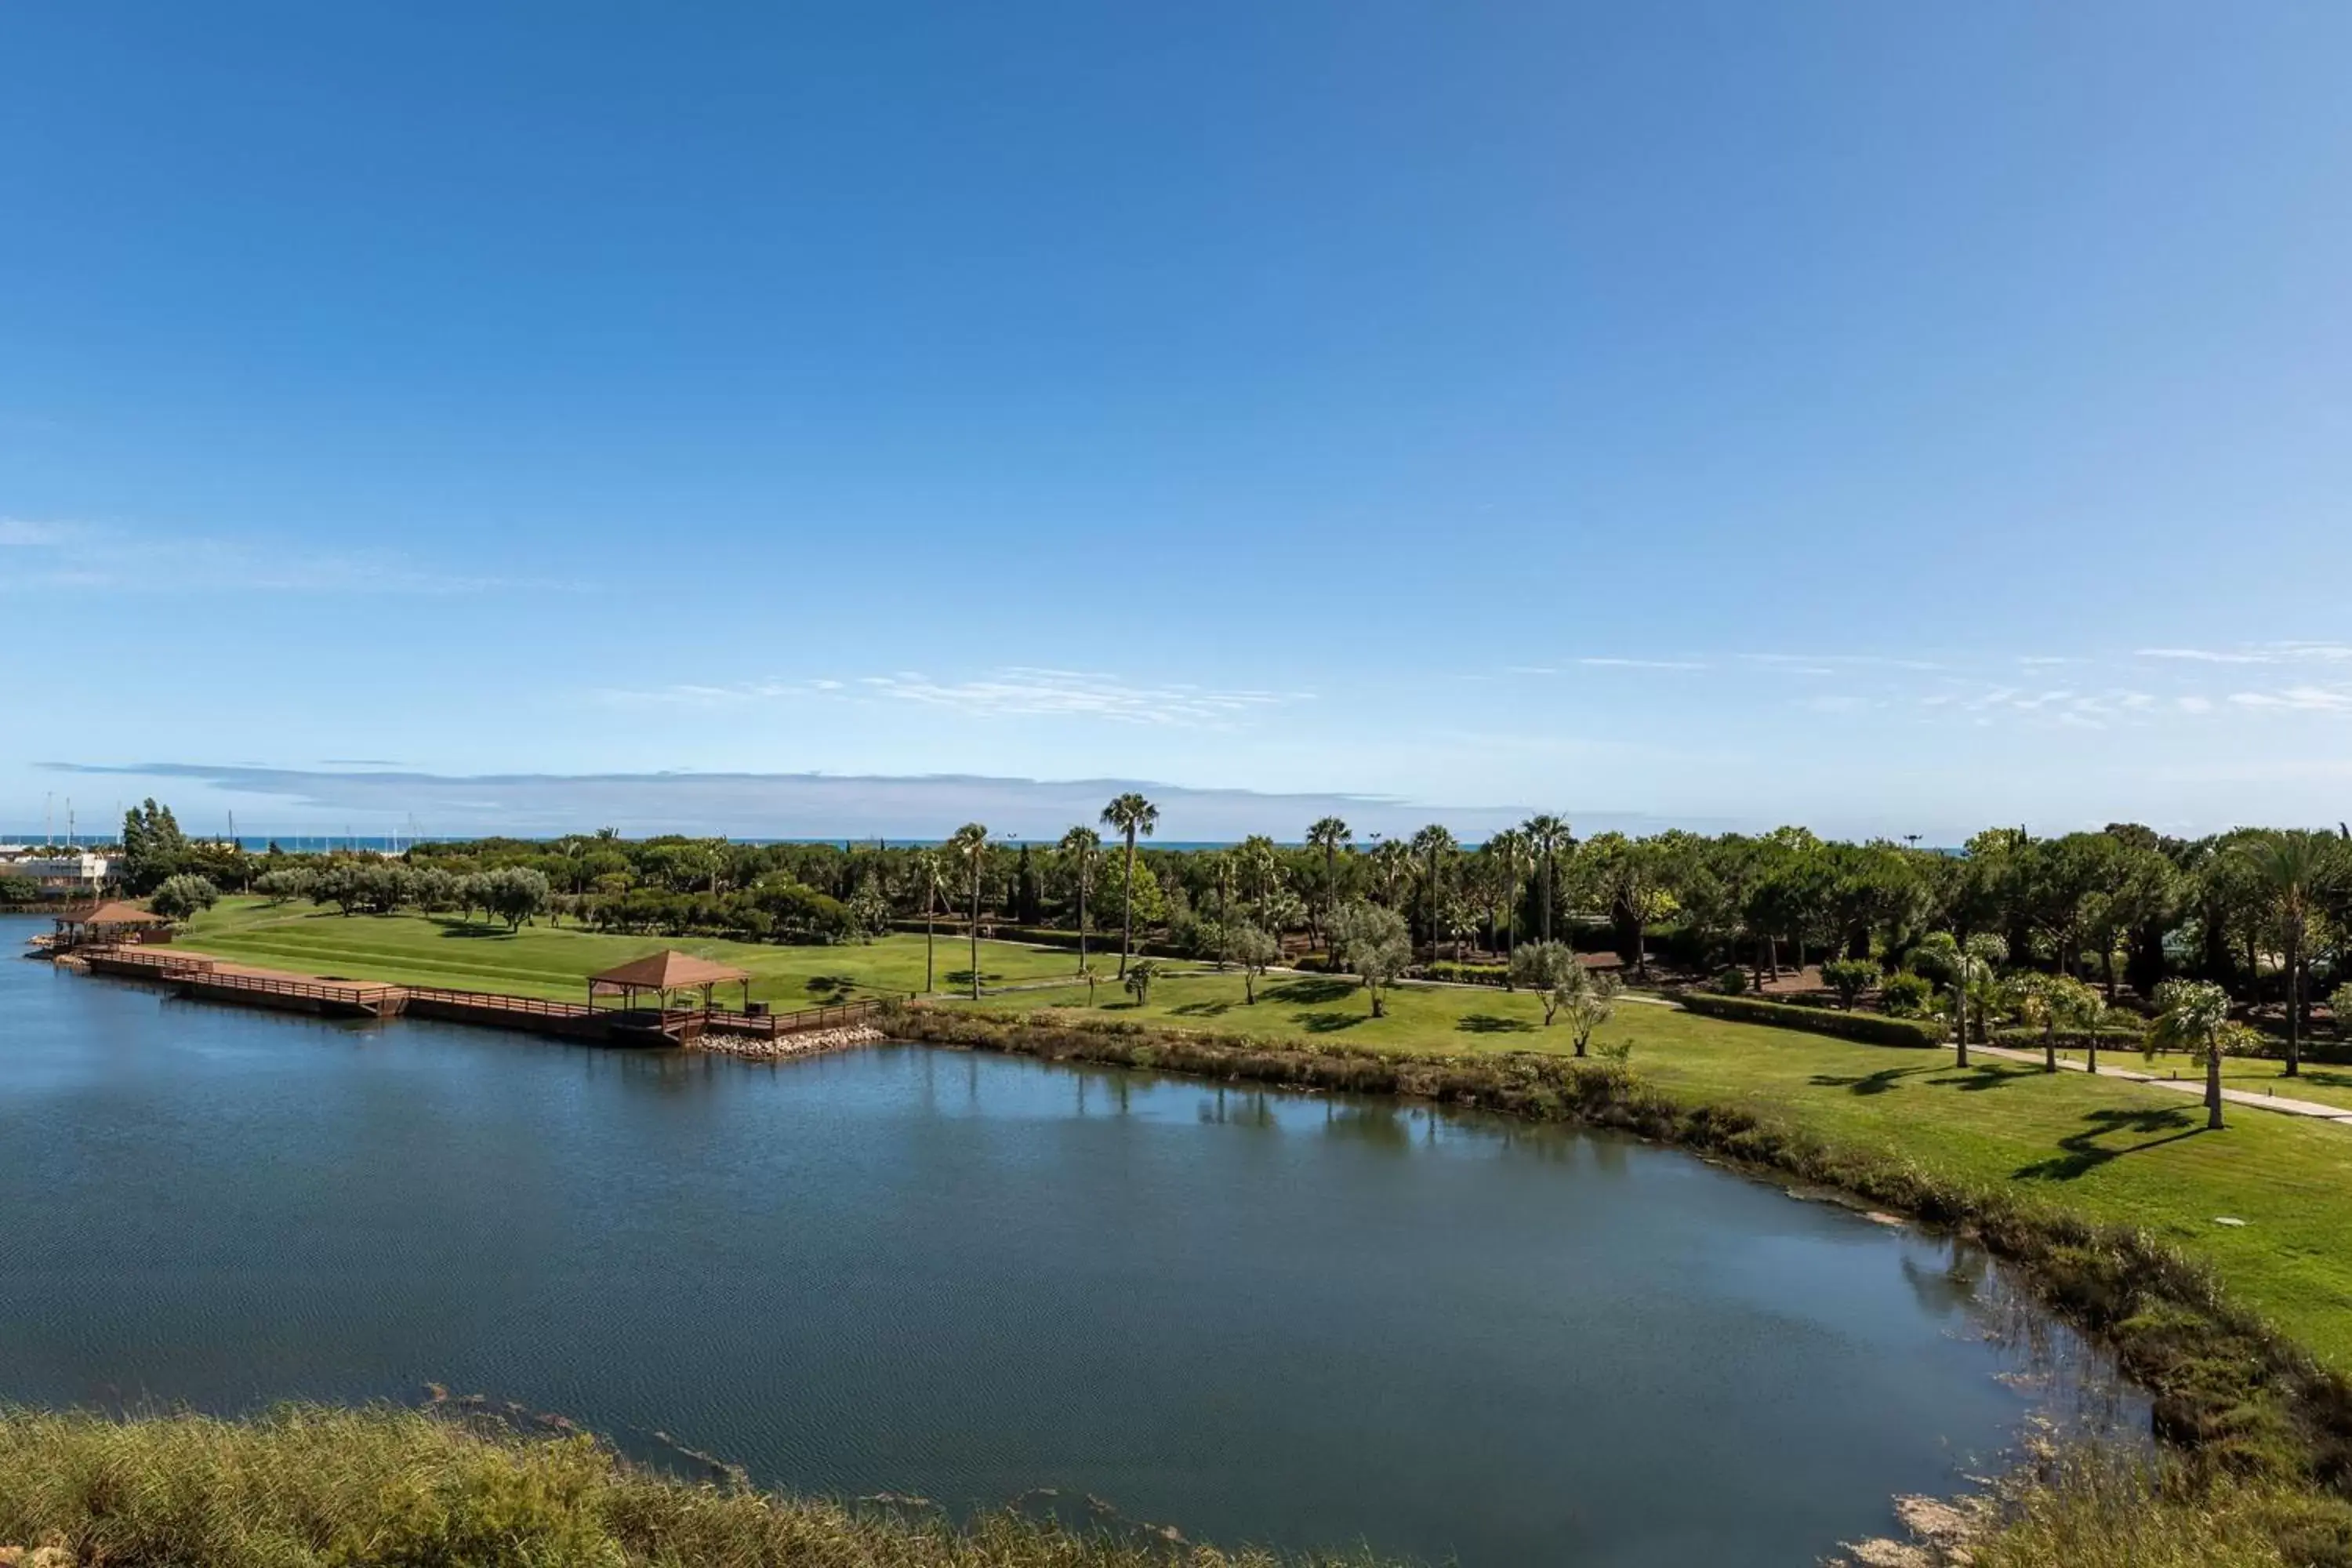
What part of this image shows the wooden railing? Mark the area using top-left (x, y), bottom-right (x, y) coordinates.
top-left (401, 985), bottom-right (594, 1020)
top-left (183, 970), bottom-right (396, 1008)
top-left (706, 996), bottom-right (891, 1036)
top-left (67, 948), bottom-right (893, 1043)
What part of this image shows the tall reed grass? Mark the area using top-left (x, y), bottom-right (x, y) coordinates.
top-left (0, 1405), bottom-right (1385, 1568)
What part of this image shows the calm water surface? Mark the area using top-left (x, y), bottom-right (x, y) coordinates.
top-left (0, 917), bottom-right (2137, 1565)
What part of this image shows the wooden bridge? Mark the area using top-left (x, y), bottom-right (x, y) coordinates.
top-left (69, 946), bottom-right (891, 1046)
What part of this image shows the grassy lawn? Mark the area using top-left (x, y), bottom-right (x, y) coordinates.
top-left (974, 970), bottom-right (2352, 1370)
top-left (2035, 1047), bottom-right (2352, 1114)
top-left (173, 898), bottom-right (1083, 1007)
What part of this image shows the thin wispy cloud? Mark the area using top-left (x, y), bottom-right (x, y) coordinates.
top-left (604, 666), bottom-right (1308, 728)
top-left (2229, 685), bottom-right (2352, 713)
top-left (1740, 652), bottom-right (1947, 673)
top-left (0, 515), bottom-right (572, 594)
top-left (0, 517), bottom-right (70, 547)
top-left (2137, 643), bottom-right (2352, 666)
top-left (1504, 657), bottom-right (1708, 673)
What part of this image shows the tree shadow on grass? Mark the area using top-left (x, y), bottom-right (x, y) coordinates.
top-left (1170, 1000), bottom-right (1235, 1018)
top-left (437, 923), bottom-right (514, 941)
top-left (1929, 1064), bottom-right (2033, 1092)
top-left (1810, 1064), bottom-right (1938, 1096)
top-left (1294, 1010), bottom-right (1367, 1033)
top-left (2014, 1106), bottom-right (2206, 1182)
top-left (1266, 978), bottom-right (1356, 1005)
top-left (1457, 1013), bottom-right (1535, 1034)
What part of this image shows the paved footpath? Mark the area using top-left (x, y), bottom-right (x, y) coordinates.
top-left (1973, 1042), bottom-right (2352, 1125)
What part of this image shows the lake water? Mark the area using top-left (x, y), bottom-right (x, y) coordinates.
top-left (0, 916), bottom-right (2137, 1565)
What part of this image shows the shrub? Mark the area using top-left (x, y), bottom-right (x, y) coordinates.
top-left (1880, 971), bottom-right (1935, 1017)
top-left (1711, 965), bottom-right (1748, 996)
top-left (1425, 960), bottom-right (1510, 987)
top-left (1820, 957), bottom-right (1878, 1010)
top-left (1677, 989), bottom-right (1946, 1047)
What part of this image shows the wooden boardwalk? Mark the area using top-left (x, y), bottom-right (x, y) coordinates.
top-left (67, 946), bottom-right (890, 1046)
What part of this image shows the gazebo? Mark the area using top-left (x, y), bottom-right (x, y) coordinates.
top-left (586, 949), bottom-right (753, 1021)
top-left (51, 900), bottom-right (173, 951)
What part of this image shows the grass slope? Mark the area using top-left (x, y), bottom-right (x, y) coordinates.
top-left (0, 1405), bottom-right (1367, 1568)
top-left (175, 898), bottom-right (1085, 1006)
top-left (977, 971), bottom-right (2352, 1371)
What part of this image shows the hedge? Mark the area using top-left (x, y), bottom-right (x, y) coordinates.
top-left (1422, 960), bottom-right (1510, 986)
top-left (1992, 1024), bottom-right (2143, 1048)
top-left (1676, 989), bottom-right (1947, 1047)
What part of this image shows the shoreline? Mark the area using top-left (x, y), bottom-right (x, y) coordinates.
top-left (887, 1002), bottom-right (2352, 1559)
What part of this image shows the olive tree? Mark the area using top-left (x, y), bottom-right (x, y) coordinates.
top-left (1507, 940), bottom-right (1624, 1056)
top-left (1508, 940), bottom-right (1583, 1026)
top-left (1328, 900), bottom-right (1411, 1018)
top-left (1560, 967), bottom-right (1623, 1058)
top-left (149, 873), bottom-right (220, 921)
top-left (1222, 920), bottom-right (1280, 1004)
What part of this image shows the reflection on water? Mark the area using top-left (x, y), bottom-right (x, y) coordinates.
top-left (0, 919), bottom-right (2143, 1568)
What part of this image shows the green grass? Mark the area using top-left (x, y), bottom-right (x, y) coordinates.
top-left (969, 969), bottom-right (1578, 1046)
top-left (971, 971), bottom-right (2352, 1372)
top-left (1985, 1040), bottom-right (2352, 1113)
top-left (0, 1404), bottom-right (1367, 1568)
top-left (174, 898), bottom-right (1087, 1007)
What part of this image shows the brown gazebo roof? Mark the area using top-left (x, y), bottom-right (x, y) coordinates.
top-left (588, 949), bottom-right (753, 993)
top-left (64, 901), bottom-right (169, 927)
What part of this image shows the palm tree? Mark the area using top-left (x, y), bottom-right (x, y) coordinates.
top-left (2230, 828), bottom-right (2336, 1077)
top-left (913, 849), bottom-right (949, 993)
top-left (1485, 829), bottom-right (1530, 956)
top-left (1305, 816), bottom-right (1352, 946)
top-left (946, 822), bottom-right (989, 1000)
top-left (1236, 834), bottom-right (1280, 914)
top-left (2146, 978), bottom-right (2240, 1131)
top-left (1410, 824), bottom-right (1457, 961)
top-left (1523, 815), bottom-right (1570, 943)
top-left (1100, 793), bottom-right (1159, 978)
top-left (1056, 826), bottom-right (1101, 977)
top-left (1203, 850), bottom-right (1236, 924)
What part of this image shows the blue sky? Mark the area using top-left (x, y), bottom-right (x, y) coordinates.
top-left (5, 2), bottom-right (2350, 843)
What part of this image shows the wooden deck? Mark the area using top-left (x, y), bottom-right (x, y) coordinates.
top-left (66, 945), bottom-right (891, 1045)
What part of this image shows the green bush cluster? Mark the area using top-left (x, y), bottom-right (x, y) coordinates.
top-left (1879, 971), bottom-right (1936, 1016)
top-left (1421, 960), bottom-right (1509, 986)
top-left (1676, 989), bottom-right (1947, 1047)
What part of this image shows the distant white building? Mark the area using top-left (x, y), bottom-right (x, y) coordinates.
top-left (0, 851), bottom-right (112, 893)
